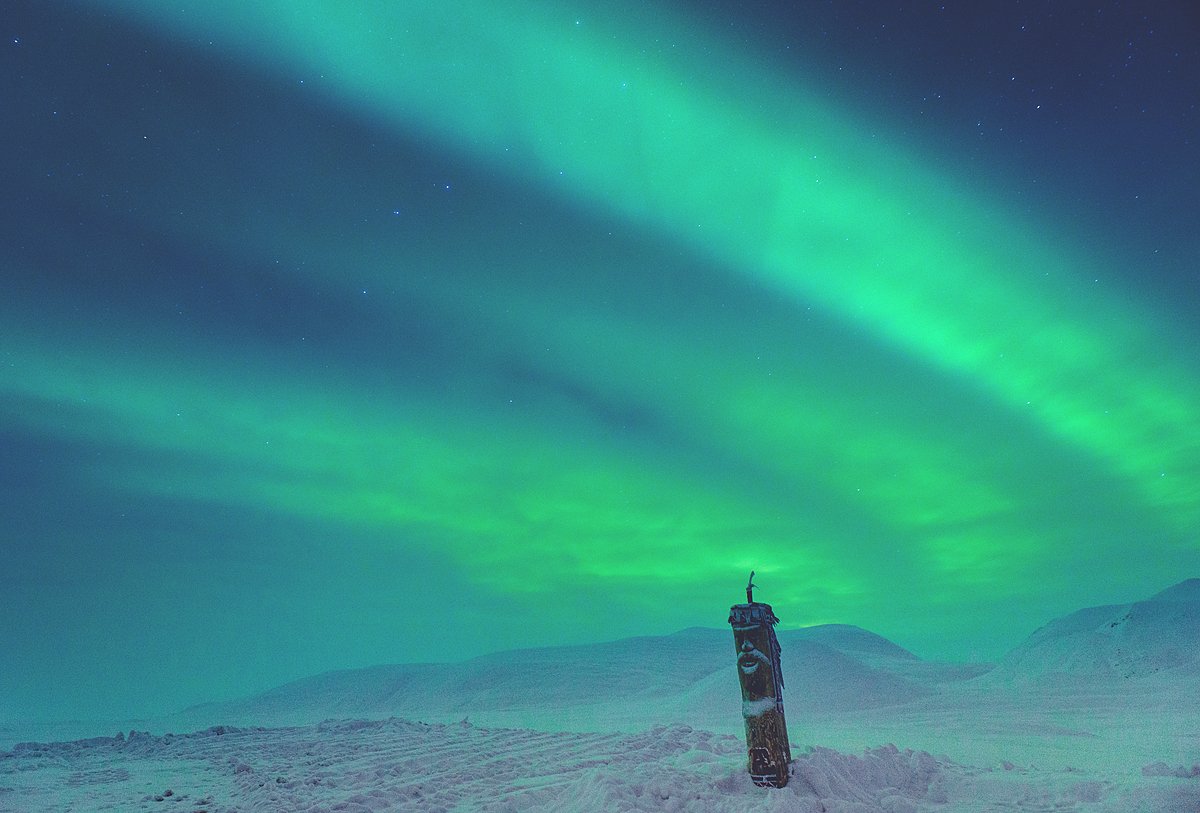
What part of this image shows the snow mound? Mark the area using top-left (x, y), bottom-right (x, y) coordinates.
top-left (790, 744), bottom-right (947, 812)
top-left (778, 635), bottom-right (932, 710)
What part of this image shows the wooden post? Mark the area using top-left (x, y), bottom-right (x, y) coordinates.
top-left (728, 571), bottom-right (791, 787)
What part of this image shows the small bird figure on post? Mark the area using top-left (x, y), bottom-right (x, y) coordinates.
top-left (746, 571), bottom-right (757, 604)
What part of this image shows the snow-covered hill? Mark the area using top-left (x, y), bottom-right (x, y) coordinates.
top-left (176, 581), bottom-right (1200, 736)
top-left (177, 624), bottom-right (943, 733)
top-left (981, 578), bottom-right (1200, 685)
top-left (781, 624), bottom-right (919, 664)
top-left (4, 583), bottom-right (1199, 811)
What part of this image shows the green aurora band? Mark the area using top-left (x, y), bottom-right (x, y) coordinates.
top-left (80, 0), bottom-right (1200, 522)
top-left (4, 0), bottom-right (1197, 685)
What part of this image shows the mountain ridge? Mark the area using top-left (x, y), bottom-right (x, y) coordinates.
top-left (175, 579), bottom-right (1198, 731)
top-left (981, 579), bottom-right (1200, 684)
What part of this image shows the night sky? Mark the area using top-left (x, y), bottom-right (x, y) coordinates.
top-left (2, 0), bottom-right (1198, 722)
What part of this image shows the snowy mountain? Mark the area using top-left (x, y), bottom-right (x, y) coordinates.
top-left (983, 579), bottom-right (1200, 684)
top-left (1150, 577), bottom-right (1200, 603)
top-left (186, 570), bottom-right (1200, 735)
top-left (780, 624), bottom-right (919, 664)
top-left (7, 585), bottom-right (1200, 812)
top-left (177, 624), bottom-right (941, 732)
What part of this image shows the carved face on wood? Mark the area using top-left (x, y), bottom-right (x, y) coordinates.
top-left (733, 627), bottom-right (776, 701)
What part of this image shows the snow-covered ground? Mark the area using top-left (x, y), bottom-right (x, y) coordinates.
top-left (3, 718), bottom-right (1198, 812)
top-left (3, 582), bottom-right (1197, 811)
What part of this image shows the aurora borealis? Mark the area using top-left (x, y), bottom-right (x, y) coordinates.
top-left (2, 0), bottom-right (1198, 722)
